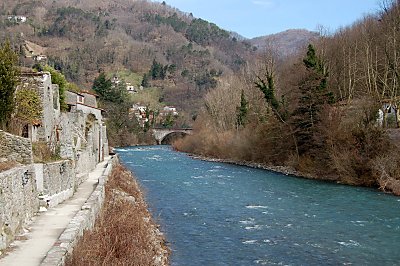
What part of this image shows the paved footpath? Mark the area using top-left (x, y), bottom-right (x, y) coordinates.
top-left (0, 157), bottom-right (111, 266)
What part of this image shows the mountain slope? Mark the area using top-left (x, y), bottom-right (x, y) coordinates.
top-left (1, 0), bottom-right (258, 117)
top-left (251, 29), bottom-right (319, 57)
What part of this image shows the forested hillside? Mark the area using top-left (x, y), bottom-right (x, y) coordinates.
top-left (0, 0), bottom-right (256, 115)
top-left (174, 1), bottom-right (400, 195)
top-left (250, 29), bottom-right (319, 57)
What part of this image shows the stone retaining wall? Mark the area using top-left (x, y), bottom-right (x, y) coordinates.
top-left (0, 165), bottom-right (39, 250)
top-left (0, 130), bottom-right (33, 164)
top-left (41, 156), bottom-right (116, 266)
top-left (35, 160), bottom-right (77, 208)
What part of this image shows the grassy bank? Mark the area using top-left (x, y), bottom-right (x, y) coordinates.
top-left (66, 164), bottom-right (169, 266)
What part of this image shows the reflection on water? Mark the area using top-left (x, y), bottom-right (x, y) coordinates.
top-left (116, 146), bottom-right (400, 266)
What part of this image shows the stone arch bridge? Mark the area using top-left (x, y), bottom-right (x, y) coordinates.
top-left (152, 128), bottom-right (193, 145)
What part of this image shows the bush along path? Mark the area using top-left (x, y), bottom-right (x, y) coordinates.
top-left (66, 164), bottom-right (169, 266)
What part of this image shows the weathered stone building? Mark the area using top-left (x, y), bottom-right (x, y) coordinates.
top-left (18, 70), bottom-right (60, 143)
top-left (0, 70), bottom-right (109, 252)
top-left (65, 90), bottom-right (108, 163)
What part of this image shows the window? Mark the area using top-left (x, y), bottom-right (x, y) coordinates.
top-left (77, 95), bottom-right (84, 104)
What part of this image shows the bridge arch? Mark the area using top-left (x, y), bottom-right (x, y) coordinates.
top-left (152, 128), bottom-right (193, 145)
top-left (160, 131), bottom-right (190, 145)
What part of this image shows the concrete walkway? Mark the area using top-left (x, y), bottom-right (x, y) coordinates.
top-left (0, 157), bottom-right (111, 266)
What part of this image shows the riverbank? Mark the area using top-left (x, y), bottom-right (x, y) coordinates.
top-left (65, 163), bottom-right (169, 266)
top-left (117, 145), bottom-right (400, 265)
top-left (186, 153), bottom-right (400, 196)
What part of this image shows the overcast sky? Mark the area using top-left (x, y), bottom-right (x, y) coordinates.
top-left (154, 0), bottom-right (381, 38)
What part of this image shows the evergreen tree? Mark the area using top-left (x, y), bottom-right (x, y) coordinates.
top-left (237, 90), bottom-right (248, 127)
top-left (291, 44), bottom-right (334, 156)
top-left (92, 72), bottom-right (112, 97)
top-left (149, 60), bottom-right (167, 80)
top-left (162, 113), bottom-right (175, 128)
top-left (0, 41), bottom-right (20, 129)
top-left (44, 65), bottom-right (68, 111)
top-left (141, 73), bottom-right (150, 88)
top-left (255, 70), bottom-right (279, 111)
top-left (92, 73), bottom-right (126, 104)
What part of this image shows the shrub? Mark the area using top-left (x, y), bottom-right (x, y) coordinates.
top-left (66, 165), bottom-right (169, 265)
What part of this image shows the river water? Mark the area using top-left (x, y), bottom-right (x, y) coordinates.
top-left (116, 146), bottom-right (400, 266)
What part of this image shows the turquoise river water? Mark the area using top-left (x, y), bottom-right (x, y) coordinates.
top-left (116, 146), bottom-right (400, 266)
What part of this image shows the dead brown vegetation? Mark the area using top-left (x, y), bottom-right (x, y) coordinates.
top-left (174, 1), bottom-right (400, 194)
top-left (0, 160), bottom-right (19, 172)
top-left (65, 164), bottom-right (169, 266)
top-left (32, 142), bottom-right (61, 163)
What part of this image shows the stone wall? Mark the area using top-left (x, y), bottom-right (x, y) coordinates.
top-left (41, 156), bottom-right (116, 266)
top-left (0, 130), bottom-right (33, 164)
top-left (58, 112), bottom-right (84, 160)
top-left (59, 111), bottom-right (106, 173)
top-left (76, 103), bottom-right (102, 121)
top-left (0, 165), bottom-right (39, 250)
top-left (35, 160), bottom-right (76, 208)
top-left (102, 125), bottom-right (109, 159)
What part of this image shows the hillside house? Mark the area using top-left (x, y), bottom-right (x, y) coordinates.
top-left (130, 104), bottom-right (150, 128)
top-left (7, 15), bottom-right (27, 23)
top-left (161, 106), bottom-right (179, 116)
top-left (112, 76), bottom-right (120, 85)
top-left (34, 54), bottom-right (48, 63)
top-left (126, 82), bottom-right (137, 93)
top-left (380, 98), bottom-right (399, 128)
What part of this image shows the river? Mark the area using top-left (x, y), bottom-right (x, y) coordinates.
top-left (116, 146), bottom-right (400, 266)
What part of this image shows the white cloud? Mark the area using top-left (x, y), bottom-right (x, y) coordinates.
top-left (252, 0), bottom-right (274, 8)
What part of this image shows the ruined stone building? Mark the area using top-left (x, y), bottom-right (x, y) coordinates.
top-left (18, 70), bottom-right (60, 143)
top-left (0, 70), bottom-right (109, 251)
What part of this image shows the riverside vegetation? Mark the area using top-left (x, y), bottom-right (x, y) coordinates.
top-left (174, 1), bottom-right (400, 195)
top-left (66, 164), bottom-right (169, 266)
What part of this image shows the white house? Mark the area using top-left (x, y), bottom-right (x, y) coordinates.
top-left (162, 106), bottom-right (179, 116)
top-left (130, 104), bottom-right (150, 128)
top-left (131, 104), bottom-right (147, 114)
top-left (8, 15), bottom-right (27, 23)
top-left (126, 82), bottom-right (137, 93)
top-left (111, 76), bottom-right (120, 85)
top-left (379, 97), bottom-right (399, 128)
top-left (34, 55), bottom-right (48, 62)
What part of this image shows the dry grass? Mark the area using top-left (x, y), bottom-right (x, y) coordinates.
top-left (0, 160), bottom-right (19, 172)
top-left (66, 165), bottom-right (169, 266)
top-left (32, 142), bottom-right (61, 163)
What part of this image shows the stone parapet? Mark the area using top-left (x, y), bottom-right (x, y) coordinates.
top-left (40, 156), bottom-right (116, 266)
top-left (0, 130), bottom-right (33, 164)
top-left (0, 165), bottom-right (39, 250)
top-left (35, 160), bottom-right (76, 208)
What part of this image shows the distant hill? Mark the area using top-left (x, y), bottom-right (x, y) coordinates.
top-left (250, 29), bottom-right (319, 57)
top-left (1, 0), bottom-right (258, 118)
top-left (0, 0), bottom-right (320, 121)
